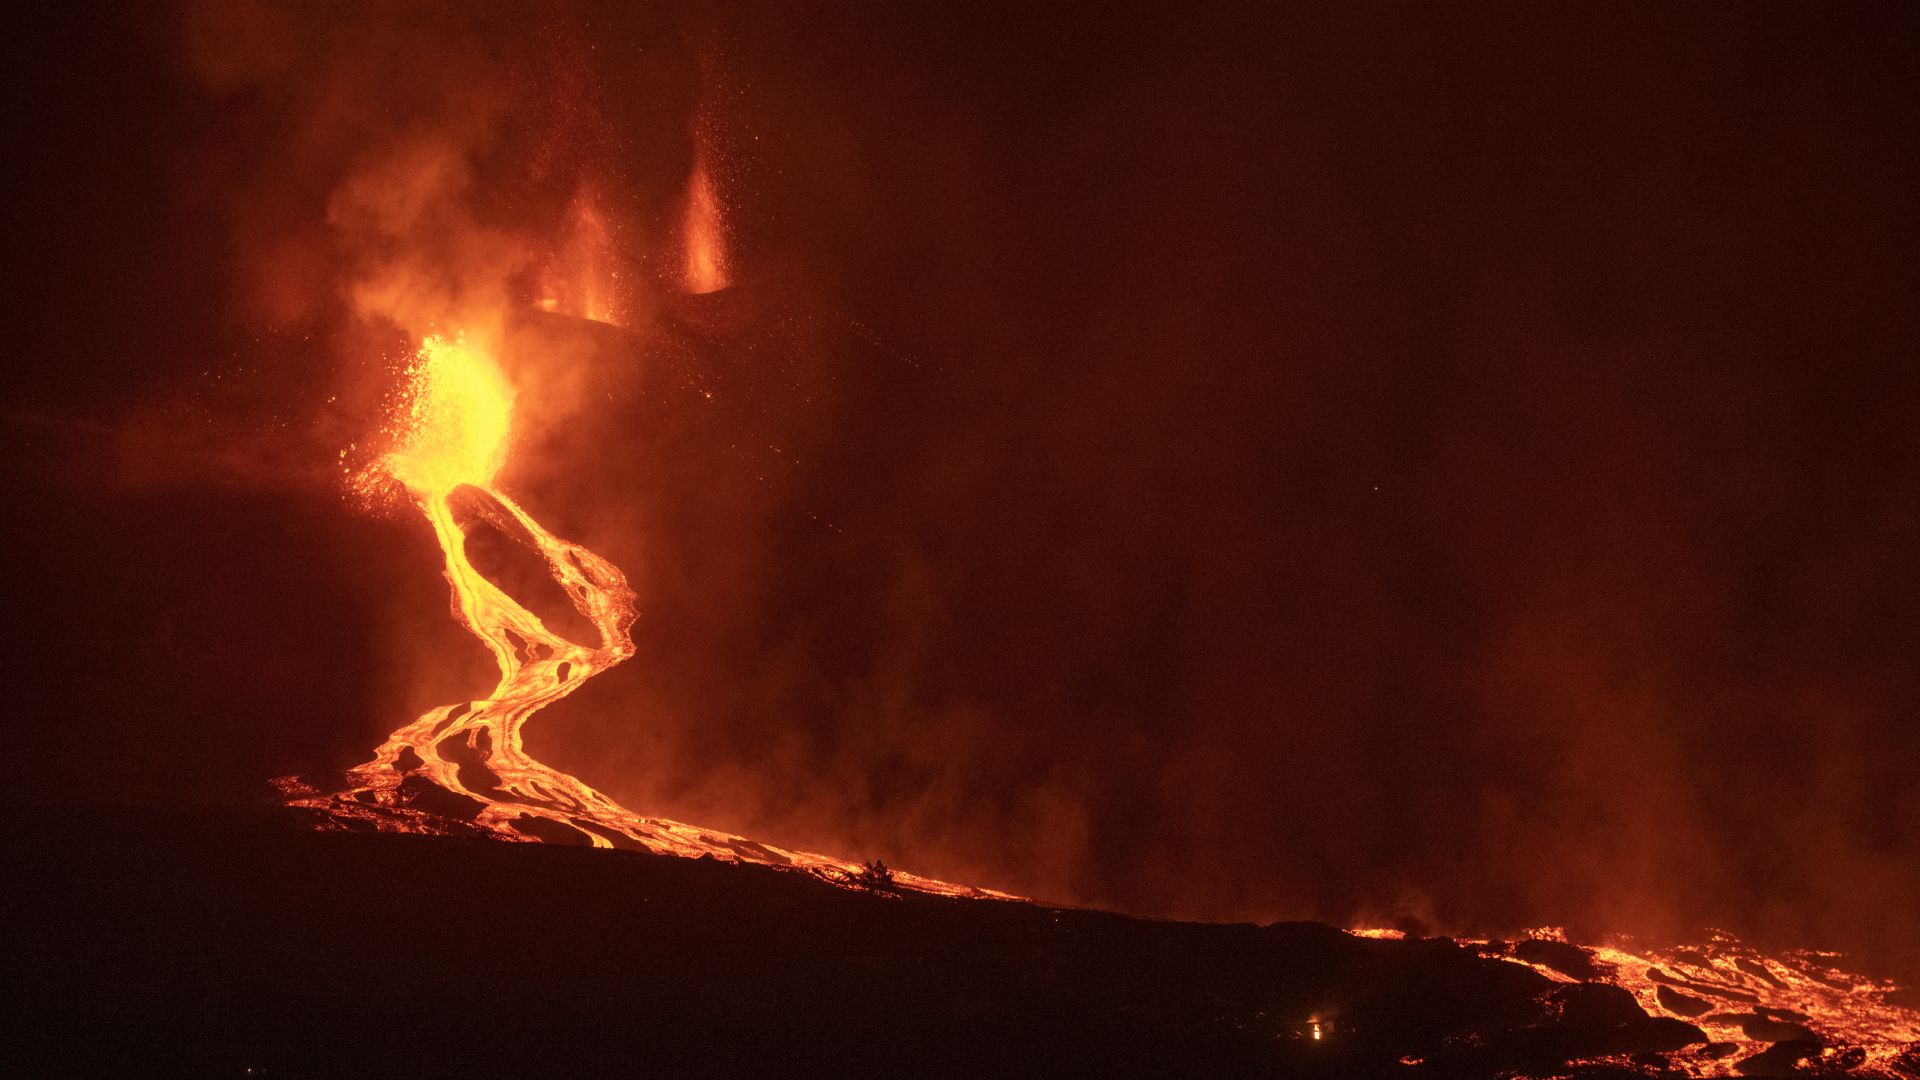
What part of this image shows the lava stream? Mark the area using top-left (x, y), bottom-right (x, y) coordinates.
top-left (1355, 925), bottom-right (1920, 1077)
top-left (337, 483), bottom-right (642, 846)
top-left (292, 333), bottom-right (1003, 900)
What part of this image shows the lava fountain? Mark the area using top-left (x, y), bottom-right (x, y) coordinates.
top-left (681, 130), bottom-right (729, 294)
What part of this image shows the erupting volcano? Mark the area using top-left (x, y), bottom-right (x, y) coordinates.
top-left (287, 331), bottom-right (998, 899)
top-left (14, 3), bottom-right (1920, 1078)
top-left (268, 318), bottom-right (1920, 1080)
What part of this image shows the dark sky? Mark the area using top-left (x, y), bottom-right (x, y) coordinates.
top-left (6, 3), bottom-right (1918, 976)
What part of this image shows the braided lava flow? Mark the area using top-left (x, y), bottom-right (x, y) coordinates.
top-left (290, 333), bottom-right (1002, 900)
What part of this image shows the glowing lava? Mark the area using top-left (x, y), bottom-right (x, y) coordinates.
top-left (1355, 925), bottom-right (1920, 1076)
top-left (380, 334), bottom-right (512, 493)
top-left (1530, 928), bottom-right (1920, 1077)
top-left (293, 333), bottom-right (1001, 900)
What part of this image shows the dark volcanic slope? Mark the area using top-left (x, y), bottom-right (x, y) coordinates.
top-left (14, 808), bottom-right (1703, 1079)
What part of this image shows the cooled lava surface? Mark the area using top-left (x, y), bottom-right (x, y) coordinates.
top-left (14, 806), bottom-right (1917, 1079)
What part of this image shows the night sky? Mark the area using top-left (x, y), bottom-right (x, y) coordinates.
top-left (6, 3), bottom-right (1918, 978)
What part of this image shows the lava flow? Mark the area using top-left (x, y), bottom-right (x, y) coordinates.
top-left (1358, 926), bottom-right (1920, 1076)
top-left (289, 332), bottom-right (1002, 900)
top-left (1538, 929), bottom-right (1920, 1077)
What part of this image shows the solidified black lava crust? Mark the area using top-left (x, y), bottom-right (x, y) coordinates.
top-left (7, 807), bottom-right (1765, 1079)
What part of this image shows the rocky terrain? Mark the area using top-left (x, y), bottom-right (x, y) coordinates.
top-left (14, 805), bottom-right (1916, 1078)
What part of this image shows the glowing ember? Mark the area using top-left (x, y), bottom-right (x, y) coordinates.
top-left (296, 328), bottom-right (1004, 901)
